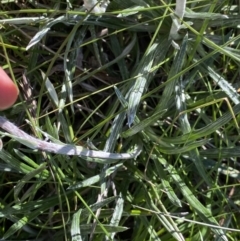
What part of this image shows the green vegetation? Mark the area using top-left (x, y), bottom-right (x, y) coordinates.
top-left (0, 0), bottom-right (240, 240)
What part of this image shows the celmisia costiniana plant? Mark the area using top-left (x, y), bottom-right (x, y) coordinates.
top-left (169, 0), bottom-right (186, 48)
top-left (83, 0), bottom-right (110, 14)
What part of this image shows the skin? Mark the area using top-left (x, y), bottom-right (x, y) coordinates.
top-left (0, 67), bottom-right (19, 110)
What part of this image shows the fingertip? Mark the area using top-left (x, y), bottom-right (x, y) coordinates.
top-left (0, 67), bottom-right (19, 110)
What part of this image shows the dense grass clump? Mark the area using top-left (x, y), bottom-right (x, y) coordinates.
top-left (0, 0), bottom-right (240, 240)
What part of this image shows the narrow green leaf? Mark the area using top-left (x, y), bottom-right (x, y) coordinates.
top-left (122, 109), bottom-right (166, 138)
top-left (71, 209), bottom-right (83, 241)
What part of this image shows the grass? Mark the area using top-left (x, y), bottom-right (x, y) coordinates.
top-left (0, 0), bottom-right (240, 240)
